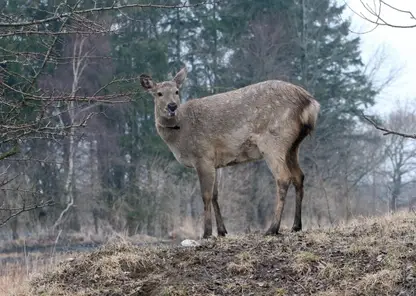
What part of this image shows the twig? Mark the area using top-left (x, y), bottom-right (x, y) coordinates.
top-left (0, 144), bottom-right (20, 160)
top-left (0, 200), bottom-right (54, 227)
top-left (347, 0), bottom-right (416, 29)
top-left (362, 113), bottom-right (416, 139)
top-left (0, 1), bottom-right (212, 27)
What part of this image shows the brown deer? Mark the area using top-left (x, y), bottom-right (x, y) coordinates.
top-left (140, 67), bottom-right (320, 238)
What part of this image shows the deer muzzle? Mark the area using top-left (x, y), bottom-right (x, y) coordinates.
top-left (167, 102), bottom-right (178, 116)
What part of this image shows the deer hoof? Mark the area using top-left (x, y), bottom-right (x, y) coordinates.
top-left (264, 227), bottom-right (280, 236)
top-left (291, 225), bottom-right (302, 232)
top-left (264, 222), bottom-right (281, 236)
top-left (264, 231), bottom-right (280, 237)
top-left (202, 233), bottom-right (213, 239)
top-left (217, 228), bottom-right (227, 237)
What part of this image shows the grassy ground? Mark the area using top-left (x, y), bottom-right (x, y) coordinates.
top-left (0, 250), bottom-right (72, 296)
top-left (8, 211), bottom-right (416, 295)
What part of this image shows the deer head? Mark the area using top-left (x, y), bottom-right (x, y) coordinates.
top-left (140, 67), bottom-right (187, 126)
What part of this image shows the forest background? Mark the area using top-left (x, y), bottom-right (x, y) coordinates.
top-left (1, 0), bottom-right (415, 243)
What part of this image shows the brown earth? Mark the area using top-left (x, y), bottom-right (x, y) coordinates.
top-left (25, 212), bottom-right (416, 296)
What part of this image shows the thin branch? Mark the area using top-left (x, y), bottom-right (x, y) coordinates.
top-left (0, 200), bottom-right (54, 227)
top-left (1, 80), bottom-right (137, 101)
top-left (0, 173), bottom-right (19, 188)
top-left (0, 1), bottom-right (211, 27)
top-left (348, 0), bottom-right (416, 29)
top-left (380, 0), bottom-right (415, 20)
top-left (0, 28), bottom-right (116, 38)
top-left (0, 144), bottom-right (20, 160)
top-left (362, 113), bottom-right (416, 139)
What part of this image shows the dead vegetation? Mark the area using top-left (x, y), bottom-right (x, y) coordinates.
top-left (0, 250), bottom-right (72, 296)
top-left (14, 211), bottom-right (416, 295)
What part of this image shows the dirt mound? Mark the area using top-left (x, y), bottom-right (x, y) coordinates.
top-left (27, 212), bottom-right (416, 296)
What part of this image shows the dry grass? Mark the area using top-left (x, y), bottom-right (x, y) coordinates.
top-left (293, 251), bottom-right (320, 273)
top-left (0, 251), bottom-right (72, 296)
top-left (226, 251), bottom-right (257, 275)
top-left (0, 274), bottom-right (29, 296)
top-left (350, 269), bottom-right (401, 295)
top-left (4, 211), bottom-right (416, 296)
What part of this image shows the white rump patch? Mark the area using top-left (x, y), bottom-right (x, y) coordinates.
top-left (300, 99), bottom-right (320, 127)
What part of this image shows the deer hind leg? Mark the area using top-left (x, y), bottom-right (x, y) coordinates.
top-left (288, 146), bottom-right (304, 232)
top-left (288, 123), bottom-right (310, 232)
top-left (265, 161), bottom-right (292, 236)
top-left (259, 140), bottom-right (293, 236)
top-left (212, 169), bottom-right (227, 236)
top-left (196, 161), bottom-right (216, 239)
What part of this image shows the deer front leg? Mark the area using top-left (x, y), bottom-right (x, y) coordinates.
top-left (196, 161), bottom-right (216, 239)
top-left (213, 169), bottom-right (227, 236)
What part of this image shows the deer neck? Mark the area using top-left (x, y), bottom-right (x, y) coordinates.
top-left (156, 115), bottom-right (180, 129)
top-left (155, 112), bottom-right (182, 145)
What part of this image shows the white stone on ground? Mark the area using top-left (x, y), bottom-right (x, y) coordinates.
top-left (180, 239), bottom-right (200, 247)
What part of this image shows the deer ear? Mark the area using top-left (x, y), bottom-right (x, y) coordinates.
top-left (140, 74), bottom-right (156, 90)
top-left (173, 67), bottom-right (187, 88)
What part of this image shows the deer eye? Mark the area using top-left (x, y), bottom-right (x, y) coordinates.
top-left (157, 92), bottom-right (163, 97)
top-left (175, 90), bottom-right (179, 95)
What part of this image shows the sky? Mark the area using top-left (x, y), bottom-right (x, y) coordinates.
top-left (341, 0), bottom-right (416, 116)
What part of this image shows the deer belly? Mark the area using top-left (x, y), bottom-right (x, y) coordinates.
top-left (216, 140), bottom-right (262, 167)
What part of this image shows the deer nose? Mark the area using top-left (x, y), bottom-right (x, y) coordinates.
top-left (167, 102), bottom-right (177, 112)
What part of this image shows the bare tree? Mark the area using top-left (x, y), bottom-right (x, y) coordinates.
top-left (51, 34), bottom-right (102, 230)
top-left (0, 0), bottom-right (208, 157)
top-left (229, 14), bottom-right (294, 83)
top-left (382, 106), bottom-right (416, 211)
top-left (0, 0), bottom-right (208, 229)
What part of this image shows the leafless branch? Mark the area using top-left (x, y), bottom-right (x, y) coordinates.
top-left (0, 1), bottom-right (212, 27)
top-left (0, 200), bottom-right (54, 227)
top-left (347, 0), bottom-right (416, 29)
top-left (0, 0), bottom-right (213, 231)
top-left (362, 113), bottom-right (416, 139)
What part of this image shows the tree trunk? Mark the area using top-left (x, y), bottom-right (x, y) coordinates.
top-left (390, 185), bottom-right (399, 212)
top-left (390, 173), bottom-right (401, 212)
top-left (372, 170), bottom-right (377, 214)
top-left (11, 218), bottom-right (19, 240)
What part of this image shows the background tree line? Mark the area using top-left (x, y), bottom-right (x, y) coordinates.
top-left (0, 0), bottom-right (415, 243)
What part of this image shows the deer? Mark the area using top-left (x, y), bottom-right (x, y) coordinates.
top-left (139, 67), bottom-right (320, 239)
